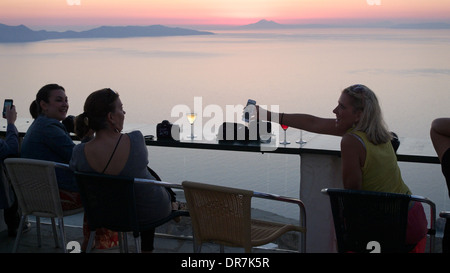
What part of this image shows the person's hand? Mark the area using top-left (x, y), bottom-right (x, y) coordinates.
top-left (5, 105), bottom-right (17, 125)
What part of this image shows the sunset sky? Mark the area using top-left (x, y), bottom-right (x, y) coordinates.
top-left (1, 0), bottom-right (450, 28)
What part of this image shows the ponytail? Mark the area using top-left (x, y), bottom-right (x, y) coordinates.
top-left (74, 112), bottom-right (90, 139)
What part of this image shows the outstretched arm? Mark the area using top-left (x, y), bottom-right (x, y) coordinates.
top-left (257, 106), bottom-right (347, 136)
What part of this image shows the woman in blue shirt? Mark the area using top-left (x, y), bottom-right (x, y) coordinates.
top-left (20, 84), bottom-right (81, 211)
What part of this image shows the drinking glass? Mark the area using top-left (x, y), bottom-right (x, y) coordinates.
top-left (280, 124), bottom-right (290, 145)
top-left (187, 113), bottom-right (197, 139)
top-left (296, 130), bottom-right (307, 145)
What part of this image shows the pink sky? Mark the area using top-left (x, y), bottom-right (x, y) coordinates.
top-left (1, 0), bottom-right (450, 27)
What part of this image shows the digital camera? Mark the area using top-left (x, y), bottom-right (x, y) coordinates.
top-left (157, 120), bottom-right (180, 141)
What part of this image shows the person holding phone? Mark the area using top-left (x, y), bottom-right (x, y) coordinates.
top-left (257, 84), bottom-right (429, 252)
top-left (0, 101), bottom-right (27, 236)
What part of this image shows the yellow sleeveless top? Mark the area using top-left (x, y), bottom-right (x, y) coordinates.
top-left (349, 130), bottom-right (411, 194)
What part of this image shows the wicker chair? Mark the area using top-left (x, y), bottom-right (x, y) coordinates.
top-left (322, 188), bottom-right (436, 253)
top-left (182, 181), bottom-right (306, 253)
top-left (4, 158), bottom-right (83, 253)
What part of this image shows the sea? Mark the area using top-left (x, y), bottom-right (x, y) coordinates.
top-left (0, 27), bottom-right (449, 231)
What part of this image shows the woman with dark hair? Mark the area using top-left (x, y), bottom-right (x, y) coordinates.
top-left (257, 84), bottom-right (429, 252)
top-left (70, 88), bottom-right (173, 252)
top-left (21, 84), bottom-right (81, 210)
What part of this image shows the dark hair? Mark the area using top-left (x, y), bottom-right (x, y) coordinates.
top-left (29, 83), bottom-right (65, 119)
top-left (62, 115), bottom-right (75, 133)
top-left (76, 88), bottom-right (119, 134)
top-left (74, 114), bottom-right (90, 139)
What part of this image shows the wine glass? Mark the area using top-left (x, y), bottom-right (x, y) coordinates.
top-left (186, 113), bottom-right (197, 139)
top-left (280, 124), bottom-right (290, 145)
top-left (296, 130), bottom-right (307, 145)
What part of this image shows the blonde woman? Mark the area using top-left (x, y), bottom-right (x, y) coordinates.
top-left (257, 84), bottom-right (428, 252)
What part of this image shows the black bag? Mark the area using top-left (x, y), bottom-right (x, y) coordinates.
top-left (156, 120), bottom-right (180, 141)
top-left (390, 132), bottom-right (400, 153)
top-left (217, 121), bottom-right (271, 142)
top-left (218, 122), bottom-right (250, 142)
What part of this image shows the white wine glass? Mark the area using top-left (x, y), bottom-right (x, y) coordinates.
top-left (187, 113), bottom-right (197, 139)
top-left (280, 124), bottom-right (290, 145)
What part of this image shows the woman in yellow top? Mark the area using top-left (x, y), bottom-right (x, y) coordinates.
top-left (257, 84), bottom-right (428, 251)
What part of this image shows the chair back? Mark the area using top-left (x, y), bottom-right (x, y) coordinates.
top-left (182, 181), bottom-right (253, 249)
top-left (74, 171), bottom-right (139, 236)
top-left (323, 188), bottom-right (412, 253)
top-left (4, 158), bottom-right (64, 218)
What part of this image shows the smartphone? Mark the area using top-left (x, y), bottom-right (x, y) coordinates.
top-left (242, 99), bottom-right (256, 122)
top-left (2, 99), bottom-right (13, 118)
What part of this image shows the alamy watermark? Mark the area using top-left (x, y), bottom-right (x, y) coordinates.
top-left (366, 0), bottom-right (381, 5)
top-left (170, 97), bottom-right (281, 151)
top-left (67, 0), bottom-right (81, 6)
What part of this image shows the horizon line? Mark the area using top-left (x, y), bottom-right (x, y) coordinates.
top-left (4, 17), bottom-right (450, 32)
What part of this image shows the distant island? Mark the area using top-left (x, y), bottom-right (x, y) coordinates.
top-left (0, 23), bottom-right (214, 43)
top-left (235, 19), bottom-right (450, 30)
top-left (2, 19), bottom-right (450, 43)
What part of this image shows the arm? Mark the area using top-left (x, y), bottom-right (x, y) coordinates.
top-left (257, 106), bottom-right (347, 136)
top-left (0, 105), bottom-right (19, 159)
top-left (45, 122), bottom-right (75, 163)
top-left (340, 134), bottom-right (364, 190)
top-left (430, 118), bottom-right (450, 161)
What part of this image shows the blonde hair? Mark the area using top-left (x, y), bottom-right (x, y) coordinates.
top-left (343, 84), bottom-right (392, 145)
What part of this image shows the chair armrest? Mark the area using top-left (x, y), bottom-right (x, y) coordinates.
top-left (440, 211), bottom-right (450, 218)
top-left (55, 162), bottom-right (70, 170)
top-left (253, 191), bottom-right (307, 253)
top-left (134, 178), bottom-right (184, 190)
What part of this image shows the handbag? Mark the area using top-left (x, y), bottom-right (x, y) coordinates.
top-left (217, 121), bottom-right (272, 143)
top-left (218, 122), bottom-right (250, 142)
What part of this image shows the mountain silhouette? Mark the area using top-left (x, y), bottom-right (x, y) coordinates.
top-left (0, 23), bottom-right (214, 43)
top-left (238, 19), bottom-right (285, 29)
top-left (234, 19), bottom-right (450, 30)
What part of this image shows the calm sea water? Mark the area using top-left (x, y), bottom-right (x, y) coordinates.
top-left (0, 28), bottom-right (449, 223)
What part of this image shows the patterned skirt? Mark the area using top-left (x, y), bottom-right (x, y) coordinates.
top-left (59, 189), bottom-right (119, 250)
